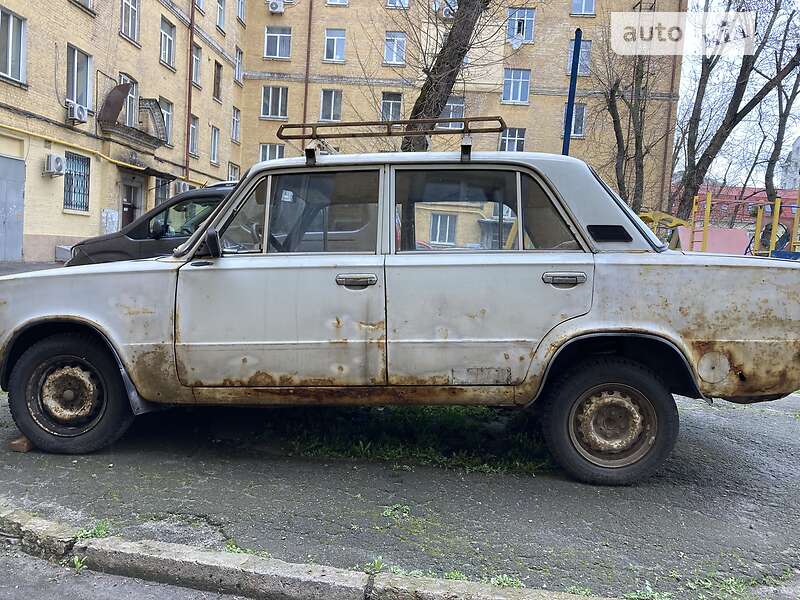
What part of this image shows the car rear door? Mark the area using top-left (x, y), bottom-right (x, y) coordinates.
top-left (385, 165), bottom-right (593, 386)
top-left (174, 167), bottom-right (387, 388)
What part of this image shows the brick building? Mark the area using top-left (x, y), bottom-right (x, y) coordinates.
top-left (0, 0), bottom-right (680, 261)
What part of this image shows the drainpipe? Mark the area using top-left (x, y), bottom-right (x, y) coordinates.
top-left (184, 1), bottom-right (197, 180)
top-left (659, 0), bottom-right (683, 212)
top-left (302, 0), bottom-right (314, 141)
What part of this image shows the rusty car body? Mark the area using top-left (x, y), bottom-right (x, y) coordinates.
top-left (2, 151), bottom-right (798, 484)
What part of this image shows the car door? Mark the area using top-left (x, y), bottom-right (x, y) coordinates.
top-left (174, 167), bottom-right (387, 388)
top-left (385, 165), bottom-right (593, 386)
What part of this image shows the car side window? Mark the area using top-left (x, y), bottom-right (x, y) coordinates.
top-left (155, 198), bottom-right (217, 239)
top-left (267, 170), bottom-right (379, 253)
top-left (395, 169), bottom-right (519, 251)
top-left (521, 174), bottom-right (580, 250)
top-left (221, 179), bottom-right (268, 254)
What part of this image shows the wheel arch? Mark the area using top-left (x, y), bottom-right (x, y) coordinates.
top-left (528, 332), bottom-right (703, 406)
top-left (0, 317), bottom-right (157, 415)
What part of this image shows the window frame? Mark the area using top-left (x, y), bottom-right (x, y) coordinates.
top-left (260, 143), bottom-right (285, 161)
top-left (261, 85), bottom-right (288, 118)
top-left (564, 102), bottom-right (587, 138)
top-left (189, 114), bottom-right (199, 156)
top-left (231, 106), bottom-right (241, 142)
top-left (216, 0), bottom-right (226, 30)
top-left (571, 0), bottom-right (595, 15)
top-left (216, 166), bottom-right (385, 258)
top-left (567, 39), bottom-right (592, 75)
top-left (213, 61), bottom-right (222, 100)
top-left (499, 127), bottom-right (525, 151)
top-left (319, 89), bottom-right (342, 122)
top-left (159, 96), bottom-right (173, 145)
top-left (389, 164), bottom-right (588, 254)
top-left (66, 44), bottom-right (92, 109)
top-left (437, 95), bottom-right (464, 129)
top-left (119, 73), bottom-right (138, 127)
top-left (120, 0), bottom-right (140, 42)
top-left (502, 68), bottom-right (530, 104)
top-left (380, 91), bottom-right (402, 121)
top-left (506, 7), bottom-right (534, 43)
top-left (236, 0), bottom-right (245, 22)
top-left (159, 16), bottom-right (176, 67)
top-left (0, 7), bottom-right (25, 83)
top-left (191, 43), bottom-right (202, 85)
top-left (383, 31), bottom-right (406, 64)
top-left (323, 28), bottom-right (345, 62)
top-left (210, 125), bottom-right (220, 164)
top-left (264, 26), bottom-right (291, 59)
top-left (234, 46), bottom-right (243, 82)
top-left (63, 151), bottom-right (91, 212)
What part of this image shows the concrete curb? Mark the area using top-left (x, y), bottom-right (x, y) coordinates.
top-left (0, 498), bottom-right (610, 599)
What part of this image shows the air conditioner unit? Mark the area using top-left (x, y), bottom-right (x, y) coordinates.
top-left (67, 102), bottom-right (89, 124)
top-left (268, 0), bottom-right (285, 14)
top-left (43, 154), bottom-right (65, 177)
top-left (174, 181), bottom-right (192, 194)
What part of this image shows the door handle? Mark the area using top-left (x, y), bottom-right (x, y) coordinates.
top-left (335, 273), bottom-right (378, 287)
top-left (542, 271), bottom-right (587, 285)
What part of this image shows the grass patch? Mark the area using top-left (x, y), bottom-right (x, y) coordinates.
top-left (566, 584), bottom-right (595, 596)
top-left (69, 555), bottom-right (87, 574)
top-left (623, 582), bottom-right (672, 600)
top-left (483, 574), bottom-right (525, 588)
top-left (361, 557), bottom-right (522, 589)
top-left (75, 519), bottom-right (111, 540)
top-left (223, 539), bottom-right (271, 559)
top-left (257, 405), bottom-right (550, 475)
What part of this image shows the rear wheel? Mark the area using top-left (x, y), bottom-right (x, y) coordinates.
top-left (541, 357), bottom-right (678, 485)
top-left (8, 334), bottom-right (134, 453)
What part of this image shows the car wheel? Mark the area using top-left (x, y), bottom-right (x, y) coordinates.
top-left (540, 357), bottom-right (679, 485)
top-left (8, 334), bottom-right (134, 453)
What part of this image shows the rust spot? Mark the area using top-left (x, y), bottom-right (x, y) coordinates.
top-left (116, 304), bottom-right (155, 317)
top-left (333, 316), bottom-right (343, 329)
top-left (357, 319), bottom-right (385, 331)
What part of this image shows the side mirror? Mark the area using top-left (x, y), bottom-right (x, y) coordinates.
top-left (150, 219), bottom-right (165, 240)
top-left (205, 228), bottom-right (222, 258)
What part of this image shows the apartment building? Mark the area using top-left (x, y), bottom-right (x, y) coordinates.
top-left (0, 0), bottom-right (680, 262)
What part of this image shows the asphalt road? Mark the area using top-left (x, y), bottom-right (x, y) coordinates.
top-left (0, 542), bottom-right (244, 599)
top-left (1, 393), bottom-right (799, 599)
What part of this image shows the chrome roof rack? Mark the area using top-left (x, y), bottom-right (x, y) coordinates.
top-left (276, 116), bottom-right (506, 165)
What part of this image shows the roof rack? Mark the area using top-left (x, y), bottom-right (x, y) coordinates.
top-left (276, 116), bottom-right (506, 165)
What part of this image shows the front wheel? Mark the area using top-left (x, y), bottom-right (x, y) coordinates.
top-left (8, 334), bottom-right (134, 453)
top-left (540, 357), bottom-right (679, 485)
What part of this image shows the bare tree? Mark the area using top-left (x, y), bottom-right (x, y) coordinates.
top-left (671, 0), bottom-right (800, 218)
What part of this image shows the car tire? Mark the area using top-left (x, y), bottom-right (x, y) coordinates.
top-left (8, 334), bottom-right (134, 454)
top-left (540, 357), bottom-right (679, 485)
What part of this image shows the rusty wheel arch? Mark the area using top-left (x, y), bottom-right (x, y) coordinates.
top-left (528, 332), bottom-right (704, 407)
top-left (0, 317), bottom-right (158, 416)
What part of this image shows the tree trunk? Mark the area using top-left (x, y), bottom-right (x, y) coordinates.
top-left (401, 0), bottom-right (486, 151)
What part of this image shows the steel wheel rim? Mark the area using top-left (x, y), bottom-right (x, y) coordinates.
top-left (567, 383), bottom-right (658, 469)
top-left (27, 355), bottom-right (108, 437)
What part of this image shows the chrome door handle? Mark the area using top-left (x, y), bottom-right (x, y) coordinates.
top-left (335, 273), bottom-right (378, 287)
top-left (542, 272), bottom-right (587, 285)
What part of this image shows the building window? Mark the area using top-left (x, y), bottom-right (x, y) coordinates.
top-left (228, 162), bottom-right (240, 180)
top-left (502, 68), bottom-right (530, 103)
top-left (155, 176), bottom-right (171, 205)
top-left (261, 143), bottom-right (285, 161)
top-left (231, 106), bottom-right (241, 142)
top-left (571, 0), bottom-right (594, 14)
top-left (261, 86), bottom-right (288, 118)
top-left (499, 127), bottom-right (525, 151)
top-left (327, 0), bottom-right (348, 5)
top-left (430, 213), bottom-right (456, 245)
top-left (160, 17), bottom-right (175, 67)
top-left (567, 39), bottom-right (592, 75)
top-left (64, 152), bottom-right (90, 212)
top-left (564, 103), bottom-right (586, 137)
top-left (213, 61), bottom-right (222, 100)
top-left (265, 26), bottom-right (291, 58)
top-left (117, 74), bottom-right (137, 128)
top-left (384, 31), bottom-right (406, 64)
top-left (506, 8), bottom-right (534, 43)
top-left (66, 45), bottom-right (91, 108)
top-left (216, 0), bottom-right (225, 29)
top-left (324, 28), bottom-right (345, 61)
top-left (0, 8), bottom-right (25, 83)
top-left (236, 0), bottom-right (245, 21)
top-left (159, 97), bottom-right (173, 144)
top-left (189, 115), bottom-right (199, 155)
top-left (120, 0), bottom-right (139, 41)
top-left (438, 96), bottom-right (464, 129)
top-left (387, 0), bottom-right (409, 8)
top-left (234, 46), bottom-right (243, 82)
top-left (191, 43), bottom-right (201, 85)
top-left (381, 92), bottom-right (402, 121)
top-left (195, 0), bottom-right (205, 10)
top-left (210, 126), bottom-right (220, 164)
top-left (320, 89), bottom-right (342, 121)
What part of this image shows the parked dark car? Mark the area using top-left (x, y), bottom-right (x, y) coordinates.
top-left (66, 184), bottom-right (234, 266)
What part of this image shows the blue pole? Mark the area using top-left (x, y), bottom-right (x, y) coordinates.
top-left (562, 28), bottom-right (582, 156)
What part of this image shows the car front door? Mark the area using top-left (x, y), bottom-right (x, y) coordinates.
top-left (385, 165), bottom-right (594, 387)
top-left (174, 167), bottom-right (387, 389)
